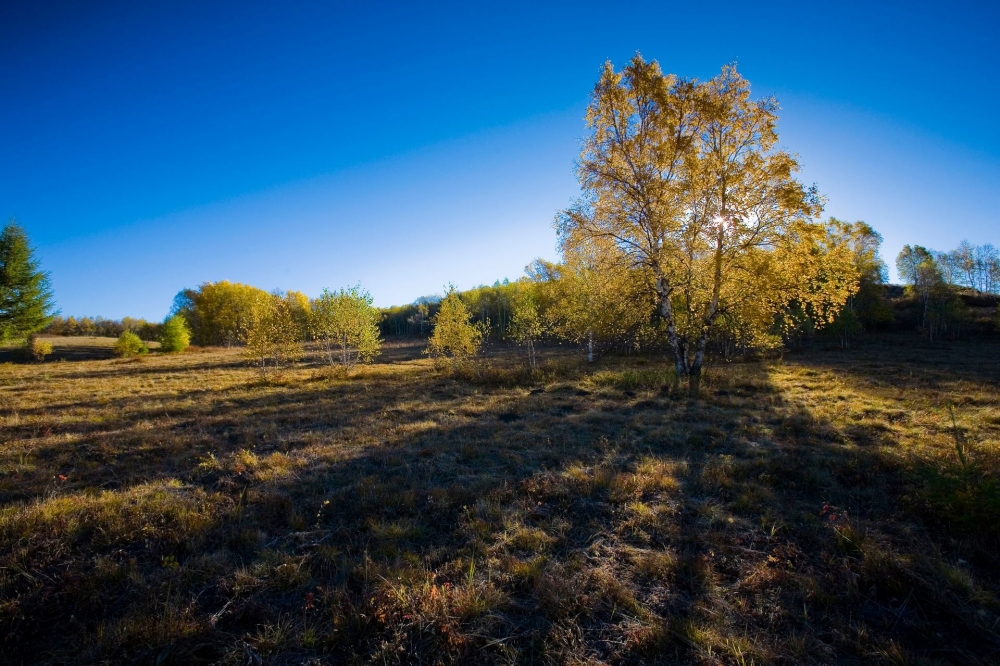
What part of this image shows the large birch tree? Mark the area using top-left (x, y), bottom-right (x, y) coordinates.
top-left (558, 56), bottom-right (853, 393)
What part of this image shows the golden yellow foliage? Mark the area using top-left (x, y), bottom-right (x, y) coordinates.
top-left (426, 287), bottom-right (483, 369)
top-left (240, 293), bottom-right (303, 379)
top-left (558, 56), bottom-right (855, 392)
top-left (310, 286), bottom-right (382, 367)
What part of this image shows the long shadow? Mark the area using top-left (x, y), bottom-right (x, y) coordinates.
top-left (2, 349), bottom-right (1000, 664)
top-left (0, 342), bottom-right (115, 363)
top-left (786, 333), bottom-right (1000, 386)
top-left (18, 339), bottom-right (429, 381)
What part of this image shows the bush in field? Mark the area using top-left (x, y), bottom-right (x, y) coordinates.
top-left (159, 315), bottom-right (191, 352)
top-left (426, 287), bottom-right (483, 370)
top-left (113, 330), bottom-right (148, 358)
top-left (30, 336), bottom-right (52, 361)
top-left (311, 286), bottom-right (382, 367)
top-left (240, 295), bottom-right (303, 379)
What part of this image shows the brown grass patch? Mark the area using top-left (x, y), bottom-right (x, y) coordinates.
top-left (0, 335), bottom-right (999, 663)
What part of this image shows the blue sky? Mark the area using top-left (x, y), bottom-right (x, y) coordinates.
top-left (2, 1), bottom-right (998, 319)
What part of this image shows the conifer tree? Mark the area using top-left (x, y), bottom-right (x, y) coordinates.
top-left (0, 220), bottom-right (55, 341)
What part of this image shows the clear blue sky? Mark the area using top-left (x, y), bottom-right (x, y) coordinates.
top-left (2, 1), bottom-right (998, 320)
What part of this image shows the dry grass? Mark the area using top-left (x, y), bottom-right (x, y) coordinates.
top-left (1, 334), bottom-right (999, 664)
top-left (0, 335), bottom-right (161, 363)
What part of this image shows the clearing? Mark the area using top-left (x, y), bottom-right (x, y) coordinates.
top-left (1, 336), bottom-right (998, 664)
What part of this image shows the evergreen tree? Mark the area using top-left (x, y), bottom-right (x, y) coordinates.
top-left (0, 220), bottom-right (56, 341)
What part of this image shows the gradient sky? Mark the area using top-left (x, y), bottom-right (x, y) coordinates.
top-left (2, 1), bottom-right (998, 320)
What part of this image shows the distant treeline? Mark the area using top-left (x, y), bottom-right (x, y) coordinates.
top-left (43, 315), bottom-right (162, 341)
top-left (379, 283), bottom-right (521, 340)
top-left (890, 242), bottom-right (1000, 342)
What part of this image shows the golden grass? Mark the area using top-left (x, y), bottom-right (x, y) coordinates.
top-left (0, 334), bottom-right (998, 664)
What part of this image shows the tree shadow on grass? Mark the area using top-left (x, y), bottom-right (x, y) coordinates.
top-left (2, 352), bottom-right (1000, 664)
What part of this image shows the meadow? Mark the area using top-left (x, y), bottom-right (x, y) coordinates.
top-left (1, 335), bottom-right (999, 664)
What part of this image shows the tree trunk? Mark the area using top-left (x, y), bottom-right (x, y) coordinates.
top-left (690, 332), bottom-right (709, 397)
top-left (654, 273), bottom-right (688, 389)
top-left (688, 224), bottom-right (726, 396)
top-left (587, 330), bottom-right (594, 363)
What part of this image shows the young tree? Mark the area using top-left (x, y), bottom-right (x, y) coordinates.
top-left (30, 336), bottom-right (53, 362)
top-left (822, 219), bottom-right (893, 347)
top-left (0, 220), bottom-right (56, 341)
top-left (310, 286), bottom-right (382, 367)
top-left (159, 314), bottom-right (191, 352)
top-left (508, 289), bottom-right (545, 371)
top-left (240, 294), bottom-right (303, 379)
top-left (113, 330), bottom-right (148, 358)
top-left (426, 287), bottom-right (483, 369)
top-left (558, 57), bottom-right (851, 393)
top-left (896, 245), bottom-right (942, 331)
top-left (530, 246), bottom-right (652, 362)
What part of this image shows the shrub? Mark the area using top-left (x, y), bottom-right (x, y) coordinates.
top-left (159, 315), bottom-right (191, 353)
top-left (113, 330), bottom-right (148, 358)
top-left (30, 336), bottom-right (53, 362)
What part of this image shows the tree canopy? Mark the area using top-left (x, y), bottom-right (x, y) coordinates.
top-left (558, 57), bottom-right (855, 392)
top-left (0, 220), bottom-right (56, 341)
top-left (172, 281), bottom-right (271, 346)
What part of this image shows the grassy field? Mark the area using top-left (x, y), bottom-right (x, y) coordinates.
top-left (1, 335), bottom-right (999, 664)
top-left (0, 336), bottom-right (161, 363)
